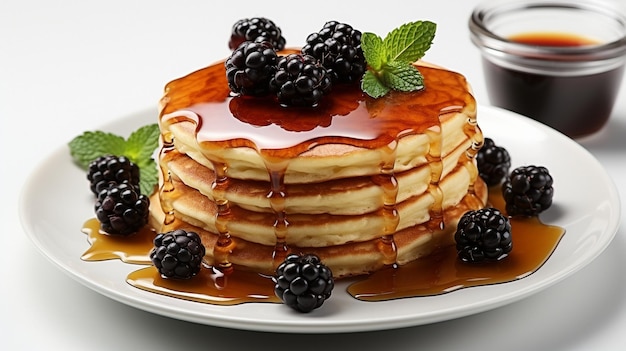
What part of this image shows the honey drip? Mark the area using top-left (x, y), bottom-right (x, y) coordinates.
top-left (158, 60), bottom-right (476, 274)
top-left (462, 105), bottom-right (484, 204)
top-left (264, 159), bottom-right (291, 269)
top-left (83, 188), bottom-right (564, 305)
top-left (372, 141), bottom-right (400, 266)
top-left (210, 160), bottom-right (236, 272)
top-left (158, 131), bottom-right (177, 225)
top-left (159, 172), bottom-right (176, 226)
top-left (425, 125), bottom-right (444, 230)
top-left (81, 218), bottom-right (154, 264)
top-left (347, 190), bottom-right (565, 300)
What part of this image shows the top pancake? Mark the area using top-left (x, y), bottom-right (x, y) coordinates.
top-left (158, 57), bottom-right (479, 184)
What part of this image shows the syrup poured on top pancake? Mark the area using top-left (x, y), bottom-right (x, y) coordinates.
top-left (157, 54), bottom-right (483, 275)
top-left (159, 57), bottom-right (477, 158)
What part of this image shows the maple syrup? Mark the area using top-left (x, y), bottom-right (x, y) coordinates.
top-left (83, 187), bottom-right (565, 304)
top-left (159, 60), bottom-right (474, 157)
top-left (81, 218), bottom-right (154, 264)
top-left (157, 57), bottom-right (481, 272)
top-left (470, 0), bottom-right (626, 138)
top-left (508, 32), bottom-right (599, 47)
top-left (347, 190), bottom-right (565, 300)
top-left (80, 51), bottom-right (564, 306)
top-left (481, 32), bottom-right (625, 139)
top-left (128, 265), bottom-right (279, 305)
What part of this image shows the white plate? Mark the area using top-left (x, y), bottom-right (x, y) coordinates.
top-left (19, 105), bottom-right (620, 333)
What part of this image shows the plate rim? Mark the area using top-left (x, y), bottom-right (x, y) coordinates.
top-left (18, 104), bottom-right (621, 333)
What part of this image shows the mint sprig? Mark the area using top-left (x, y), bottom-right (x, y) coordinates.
top-left (69, 124), bottom-right (160, 196)
top-left (361, 21), bottom-right (436, 98)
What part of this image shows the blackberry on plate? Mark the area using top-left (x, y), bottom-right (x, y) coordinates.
top-left (455, 207), bottom-right (512, 262)
top-left (269, 53), bottom-right (333, 107)
top-left (502, 165), bottom-right (554, 217)
top-left (273, 253), bottom-right (334, 313)
top-left (87, 155), bottom-right (140, 195)
top-left (476, 138), bottom-right (511, 186)
top-left (228, 17), bottom-right (286, 51)
top-left (225, 41), bottom-right (279, 97)
top-left (150, 229), bottom-right (205, 279)
top-left (302, 21), bottom-right (366, 84)
top-left (95, 182), bottom-right (149, 235)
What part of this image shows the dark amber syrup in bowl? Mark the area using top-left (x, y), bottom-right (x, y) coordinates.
top-left (481, 32), bottom-right (625, 139)
top-left (470, 0), bottom-right (626, 139)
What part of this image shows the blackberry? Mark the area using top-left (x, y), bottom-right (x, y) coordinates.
top-left (476, 138), bottom-right (511, 186)
top-left (502, 165), bottom-right (554, 216)
top-left (302, 21), bottom-right (366, 84)
top-left (273, 253), bottom-right (334, 313)
top-left (269, 54), bottom-right (332, 107)
top-left (455, 207), bottom-right (512, 262)
top-left (228, 17), bottom-right (286, 51)
top-left (150, 229), bottom-right (205, 279)
top-left (87, 155), bottom-right (140, 195)
top-left (95, 182), bottom-right (149, 235)
top-left (225, 41), bottom-right (279, 97)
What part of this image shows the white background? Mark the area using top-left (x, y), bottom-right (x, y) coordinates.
top-left (2, 0), bottom-right (625, 349)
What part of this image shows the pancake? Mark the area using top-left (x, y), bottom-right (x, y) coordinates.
top-left (151, 53), bottom-right (487, 278)
top-left (150, 178), bottom-right (486, 278)
top-left (161, 159), bottom-right (477, 247)
top-left (161, 124), bottom-right (471, 215)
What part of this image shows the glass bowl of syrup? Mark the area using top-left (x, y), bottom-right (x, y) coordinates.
top-left (469, 0), bottom-right (626, 139)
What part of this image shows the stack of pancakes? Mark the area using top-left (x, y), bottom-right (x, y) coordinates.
top-left (151, 57), bottom-right (487, 278)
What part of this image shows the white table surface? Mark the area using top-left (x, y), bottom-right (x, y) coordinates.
top-left (2, 0), bottom-right (625, 349)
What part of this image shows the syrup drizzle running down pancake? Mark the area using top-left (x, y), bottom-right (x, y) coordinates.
top-left (155, 54), bottom-right (485, 277)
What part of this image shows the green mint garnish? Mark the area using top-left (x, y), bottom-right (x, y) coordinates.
top-left (69, 123), bottom-right (160, 196)
top-left (361, 21), bottom-right (436, 98)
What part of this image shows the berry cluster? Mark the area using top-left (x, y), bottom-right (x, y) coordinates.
top-left (459, 138), bottom-right (555, 262)
top-left (87, 155), bottom-right (149, 236)
top-left (150, 229), bottom-right (206, 279)
top-left (455, 207), bottom-right (512, 262)
top-left (95, 182), bottom-right (149, 236)
top-left (476, 138), bottom-right (511, 186)
top-left (273, 253), bottom-right (334, 313)
top-left (475, 139), bottom-right (554, 217)
top-left (226, 18), bottom-right (363, 107)
top-left (269, 54), bottom-right (332, 107)
top-left (229, 17), bottom-right (286, 51)
top-left (226, 41), bottom-right (278, 97)
top-left (302, 21), bottom-right (366, 84)
top-left (503, 165), bottom-right (554, 217)
top-left (88, 155), bottom-right (140, 195)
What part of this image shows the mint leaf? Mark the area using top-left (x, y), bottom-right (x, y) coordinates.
top-left (126, 124), bottom-right (160, 195)
top-left (361, 32), bottom-right (385, 71)
top-left (361, 70), bottom-right (390, 98)
top-left (138, 158), bottom-right (159, 196)
top-left (126, 123), bottom-right (161, 165)
top-left (69, 131), bottom-right (126, 168)
top-left (68, 123), bottom-right (160, 196)
top-left (381, 61), bottom-right (424, 92)
top-left (384, 21), bottom-right (436, 63)
top-left (360, 20), bottom-right (436, 98)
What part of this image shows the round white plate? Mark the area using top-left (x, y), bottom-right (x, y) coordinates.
top-left (19, 105), bottom-right (620, 333)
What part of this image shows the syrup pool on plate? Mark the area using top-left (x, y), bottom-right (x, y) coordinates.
top-left (82, 188), bottom-right (565, 304)
top-left (80, 53), bottom-right (565, 305)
